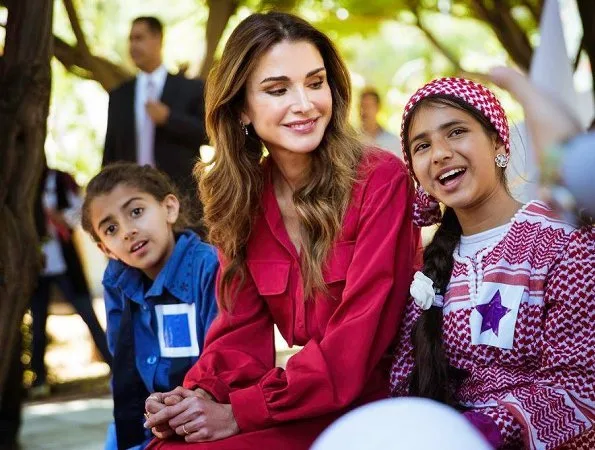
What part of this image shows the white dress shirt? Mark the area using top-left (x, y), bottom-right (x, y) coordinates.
top-left (134, 65), bottom-right (168, 166)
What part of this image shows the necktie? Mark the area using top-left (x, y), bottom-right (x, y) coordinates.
top-left (138, 78), bottom-right (156, 166)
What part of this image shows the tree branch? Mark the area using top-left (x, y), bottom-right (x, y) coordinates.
top-left (411, 5), bottom-right (463, 73)
top-left (576, 0), bottom-right (595, 107)
top-left (53, 35), bottom-right (132, 91)
top-left (5, 17), bottom-right (130, 91)
top-left (57, 0), bottom-right (132, 91)
top-left (199, 0), bottom-right (239, 80)
top-left (259, 0), bottom-right (300, 12)
top-left (469, 0), bottom-right (533, 70)
top-left (62, 0), bottom-right (92, 61)
top-left (519, 0), bottom-right (541, 24)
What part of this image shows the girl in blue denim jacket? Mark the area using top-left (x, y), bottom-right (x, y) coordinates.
top-left (81, 163), bottom-right (218, 450)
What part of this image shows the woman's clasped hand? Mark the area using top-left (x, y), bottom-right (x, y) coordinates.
top-left (144, 387), bottom-right (239, 443)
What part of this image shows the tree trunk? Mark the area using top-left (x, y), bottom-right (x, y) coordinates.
top-left (576, 0), bottom-right (595, 112)
top-left (0, 0), bottom-right (53, 398)
top-left (199, 0), bottom-right (240, 81)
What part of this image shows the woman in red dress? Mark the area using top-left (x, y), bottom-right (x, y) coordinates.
top-left (143, 12), bottom-right (419, 449)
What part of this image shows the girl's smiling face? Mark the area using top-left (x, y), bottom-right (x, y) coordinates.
top-left (408, 102), bottom-right (508, 212)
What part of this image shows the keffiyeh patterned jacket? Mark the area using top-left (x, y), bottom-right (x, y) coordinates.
top-left (390, 201), bottom-right (595, 449)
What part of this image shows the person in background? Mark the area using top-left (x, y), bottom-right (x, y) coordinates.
top-left (81, 163), bottom-right (219, 450)
top-left (30, 165), bottom-right (111, 398)
top-left (359, 87), bottom-right (401, 156)
top-left (143, 11), bottom-right (418, 449)
top-left (103, 16), bottom-right (207, 214)
top-left (490, 66), bottom-right (594, 223)
top-left (390, 77), bottom-right (594, 448)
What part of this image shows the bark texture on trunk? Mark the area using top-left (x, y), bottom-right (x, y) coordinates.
top-left (0, 0), bottom-right (53, 395)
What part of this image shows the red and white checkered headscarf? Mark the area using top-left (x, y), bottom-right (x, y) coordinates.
top-left (400, 77), bottom-right (510, 226)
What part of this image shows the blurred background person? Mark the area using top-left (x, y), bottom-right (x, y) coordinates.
top-left (29, 163), bottom-right (111, 398)
top-left (102, 16), bottom-right (207, 218)
top-left (490, 66), bottom-right (594, 223)
top-left (359, 87), bottom-right (401, 156)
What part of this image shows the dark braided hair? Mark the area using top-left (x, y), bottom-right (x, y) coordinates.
top-left (409, 207), bottom-right (463, 405)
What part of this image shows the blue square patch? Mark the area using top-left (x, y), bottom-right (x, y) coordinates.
top-left (155, 303), bottom-right (200, 358)
top-left (163, 314), bottom-right (192, 348)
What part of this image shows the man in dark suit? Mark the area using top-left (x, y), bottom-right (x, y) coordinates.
top-left (103, 16), bottom-right (207, 203)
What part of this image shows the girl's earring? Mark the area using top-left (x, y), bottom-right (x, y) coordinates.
top-left (240, 121), bottom-right (249, 136)
top-left (495, 153), bottom-right (509, 168)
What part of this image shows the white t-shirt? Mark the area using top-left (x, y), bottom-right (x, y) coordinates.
top-left (134, 65), bottom-right (168, 166)
top-left (458, 223), bottom-right (509, 258)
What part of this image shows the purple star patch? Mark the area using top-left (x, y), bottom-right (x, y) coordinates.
top-left (476, 290), bottom-right (510, 336)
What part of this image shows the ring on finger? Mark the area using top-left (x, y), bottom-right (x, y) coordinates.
top-left (182, 424), bottom-right (190, 436)
top-left (144, 411), bottom-right (150, 420)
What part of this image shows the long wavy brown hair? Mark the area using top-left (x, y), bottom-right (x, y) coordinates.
top-left (196, 12), bottom-right (363, 310)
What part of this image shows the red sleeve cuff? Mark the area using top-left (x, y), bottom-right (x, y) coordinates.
top-left (184, 377), bottom-right (231, 404)
top-left (229, 383), bottom-right (271, 432)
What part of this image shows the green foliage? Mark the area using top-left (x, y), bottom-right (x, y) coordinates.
top-left (50, 0), bottom-right (526, 182)
top-left (47, 60), bottom-right (105, 184)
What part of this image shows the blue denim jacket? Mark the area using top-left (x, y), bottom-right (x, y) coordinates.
top-left (103, 230), bottom-right (218, 449)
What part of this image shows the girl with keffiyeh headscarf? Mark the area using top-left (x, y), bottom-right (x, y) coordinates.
top-left (390, 77), bottom-right (595, 449)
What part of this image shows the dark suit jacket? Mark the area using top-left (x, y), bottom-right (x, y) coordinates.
top-left (102, 73), bottom-right (207, 198)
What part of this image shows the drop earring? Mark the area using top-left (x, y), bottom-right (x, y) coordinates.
top-left (495, 153), bottom-right (509, 168)
top-left (240, 121), bottom-right (249, 136)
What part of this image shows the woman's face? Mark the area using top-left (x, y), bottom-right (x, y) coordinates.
top-left (241, 40), bottom-right (332, 158)
top-left (408, 102), bottom-right (507, 212)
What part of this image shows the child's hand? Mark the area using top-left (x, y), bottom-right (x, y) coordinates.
top-left (194, 387), bottom-right (214, 401)
top-left (162, 388), bottom-right (185, 406)
top-left (145, 393), bottom-right (165, 414)
top-left (145, 393), bottom-right (175, 439)
top-left (162, 386), bottom-right (214, 403)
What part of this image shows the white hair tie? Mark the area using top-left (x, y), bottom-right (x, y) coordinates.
top-left (410, 271), bottom-right (443, 310)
